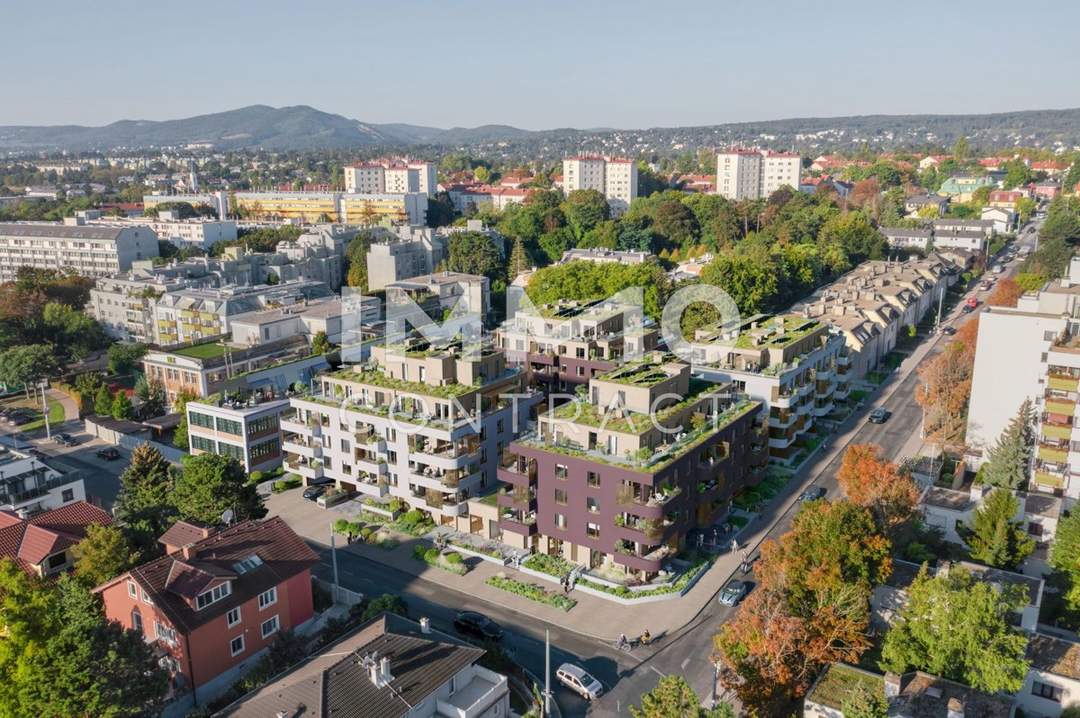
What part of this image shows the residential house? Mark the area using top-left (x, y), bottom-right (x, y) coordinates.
top-left (1017, 632), bottom-right (1080, 717)
top-left (904, 193), bottom-right (950, 217)
top-left (0, 447), bottom-right (87, 517)
top-left (938, 175), bottom-right (996, 202)
top-left (95, 517), bottom-right (320, 704)
top-left (0, 501), bottom-right (112, 577)
top-left (982, 206), bottom-right (1017, 234)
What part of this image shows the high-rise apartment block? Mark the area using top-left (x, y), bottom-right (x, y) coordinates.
top-left (0, 222), bottom-right (158, 281)
top-left (561, 156), bottom-right (638, 216)
top-left (283, 339), bottom-right (537, 522)
top-left (715, 149), bottom-right (801, 200)
top-left (344, 159), bottom-right (438, 197)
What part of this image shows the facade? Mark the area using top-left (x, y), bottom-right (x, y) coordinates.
top-left (904, 193), bottom-right (950, 216)
top-left (559, 248), bottom-right (650, 265)
top-left (187, 392), bottom-right (292, 473)
top-left (142, 337), bottom-right (329, 405)
top-left (1017, 633), bottom-right (1080, 717)
top-left (690, 314), bottom-right (850, 464)
top-left (365, 225), bottom-right (448, 291)
top-left (228, 297), bottom-right (367, 348)
top-left (496, 298), bottom-right (659, 395)
top-left (233, 191), bottom-right (426, 226)
top-left (217, 613), bottom-right (509, 718)
top-left (284, 340), bottom-right (536, 523)
top-left (444, 184), bottom-right (530, 212)
top-left (0, 222), bottom-right (158, 281)
top-left (937, 174), bottom-right (996, 201)
top-left (966, 258), bottom-right (1080, 497)
top-left (498, 353), bottom-right (763, 580)
top-left (0, 501), bottom-right (112, 578)
top-left (344, 159), bottom-right (437, 196)
top-left (982, 205), bottom-right (1017, 234)
top-left (78, 210), bottom-right (237, 250)
top-left (715, 149), bottom-right (801, 200)
top-left (883, 227), bottom-right (933, 251)
top-left (0, 449), bottom-right (86, 517)
top-left (385, 271), bottom-right (491, 323)
top-left (95, 518), bottom-right (319, 704)
top-left (561, 156), bottom-right (638, 215)
top-left (143, 191), bottom-right (229, 219)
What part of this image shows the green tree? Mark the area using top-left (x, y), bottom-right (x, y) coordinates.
top-left (880, 566), bottom-right (1030, 693)
top-left (562, 189), bottom-right (610, 240)
top-left (1002, 159), bottom-right (1033, 189)
top-left (507, 236), bottom-right (531, 279)
top-left (114, 444), bottom-right (175, 553)
top-left (538, 227), bottom-right (574, 264)
top-left (700, 251), bottom-right (780, 314)
top-left (981, 400), bottom-right (1034, 489)
top-left (172, 389), bottom-right (195, 450)
top-left (311, 330), bottom-right (331, 355)
top-left (360, 593), bottom-right (408, 621)
top-left (110, 391), bottom-right (133, 420)
top-left (72, 524), bottom-right (140, 588)
top-left (953, 136), bottom-right (970, 162)
top-left (0, 344), bottom-right (59, 395)
top-left (1051, 509), bottom-right (1080, 614)
top-left (445, 231), bottom-right (506, 279)
top-left (42, 302), bottom-right (107, 361)
top-left (106, 343), bottom-right (147, 376)
top-left (966, 488), bottom-right (1034, 569)
top-left (173, 453), bottom-right (265, 524)
top-left (94, 384), bottom-right (114, 416)
top-left (629, 675), bottom-right (724, 718)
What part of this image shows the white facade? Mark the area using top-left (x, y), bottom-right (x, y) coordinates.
top-left (561, 156), bottom-right (638, 216)
top-left (0, 450), bottom-right (86, 517)
top-left (715, 149), bottom-right (801, 200)
top-left (345, 160), bottom-right (437, 197)
top-left (0, 222), bottom-right (159, 281)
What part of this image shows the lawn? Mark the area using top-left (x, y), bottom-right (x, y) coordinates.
top-left (171, 342), bottom-right (227, 360)
top-left (1, 397), bottom-right (65, 433)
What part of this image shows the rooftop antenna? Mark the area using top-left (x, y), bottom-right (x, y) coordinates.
top-left (221, 509), bottom-right (234, 526)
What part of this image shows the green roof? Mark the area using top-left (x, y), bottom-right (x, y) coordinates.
top-left (551, 378), bottom-right (719, 436)
top-left (327, 367), bottom-right (477, 399)
top-left (730, 316), bottom-right (821, 350)
top-left (807, 664), bottom-right (884, 710)
top-left (171, 342), bottom-right (228, 360)
top-left (596, 354), bottom-right (678, 387)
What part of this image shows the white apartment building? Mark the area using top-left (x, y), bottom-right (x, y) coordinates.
top-left (559, 248), bottom-right (650, 265)
top-left (79, 211), bottom-right (237, 250)
top-left (0, 449), bottom-right (86, 518)
top-left (344, 159), bottom-right (438, 197)
top-left (715, 149), bottom-right (802, 200)
top-left (142, 191), bottom-right (229, 219)
top-left (966, 257), bottom-right (1080, 498)
top-left (283, 341), bottom-right (536, 522)
top-left (561, 155), bottom-right (638, 216)
top-left (0, 222), bottom-right (159, 281)
top-left (365, 226), bottom-right (448, 291)
top-left (385, 272), bottom-right (491, 324)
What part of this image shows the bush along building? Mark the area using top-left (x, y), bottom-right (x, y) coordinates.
top-left (283, 337), bottom-right (539, 523)
top-left (498, 352), bottom-right (764, 583)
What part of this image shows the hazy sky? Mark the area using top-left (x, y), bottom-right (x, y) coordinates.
top-left (7, 0), bottom-right (1079, 129)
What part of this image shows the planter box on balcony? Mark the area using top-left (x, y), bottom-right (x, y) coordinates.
top-left (1041, 423), bottom-right (1074, 441)
top-left (1045, 399), bottom-right (1076, 416)
top-left (1038, 445), bottom-right (1069, 464)
top-left (1048, 376), bottom-right (1079, 392)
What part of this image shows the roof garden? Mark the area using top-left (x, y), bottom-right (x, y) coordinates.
top-left (171, 342), bottom-right (228, 360)
top-left (596, 354), bottom-right (679, 387)
top-left (731, 316), bottom-right (821, 350)
top-left (551, 378), bottom-right (720, 435)
top-left (806, 664), bottom-right (884, 710)
top-left (326, 367), bottom-right (478, 399)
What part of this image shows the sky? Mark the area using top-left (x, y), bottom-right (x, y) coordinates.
top-left (6, 0), bottom-right (1080, 129)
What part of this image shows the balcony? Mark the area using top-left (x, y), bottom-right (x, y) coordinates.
top-left (1045, 398), bottom-right (1077, 416)
top-left (1042, 422), bottom-right (1074, 441)
top-left (1048, 374), bottom-right (1080, 392)
top-left (282, 437), bottom-right (320, 460)
top-left (497, 455), bottom-right (537, 486)
top-left (281, 415), bottom-right (319, 437)
top-left (500, 509), bottom-right (538, 534)
top-left (1038, 444), bottom-right (1070, 464)
top-left (436, 666), bottom-right (508, 718)
top-left (1034, 470), bottom-right (1066, 490)
top-left (284, 455), bottom-right (323, 480)
top-left (768, 411), bottom-right (797, 429)
top-left (498, 484), bottom-right (536, 509)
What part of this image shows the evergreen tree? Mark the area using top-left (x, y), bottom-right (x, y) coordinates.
top-left (114, 444), bottom-right (175, 554)
top-left (966, 488), bottom-right (1035, 570)
top-left (982, 400), bottom-right (1033, 489)
top-left (311, 330), bottom-right (331, 355)
top-left (110, 391), bottom-right (133, 420)
top-left (93, 384), bottom-right (113, 416)
top-left (1050, 510), bottom-right (1080, 612)
top-left (172, 390), bottom-right (194, 449)
top-left (507, 236), bottom-right (530, 280)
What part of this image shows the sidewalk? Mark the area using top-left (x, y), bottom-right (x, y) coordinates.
top-left (273, 314), bottom-right (958, 643)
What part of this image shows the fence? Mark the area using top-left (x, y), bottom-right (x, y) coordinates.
top-left (83, 417), bottom-right (187, 463)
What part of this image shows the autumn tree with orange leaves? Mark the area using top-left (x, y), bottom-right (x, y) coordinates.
top-left (986, 277), bottom-right (1022, 308)
top-left (915, 317), bottom-right (978, 446)
top-left (714, 500), bottom-right (891, 715)
top-left (837, 444), bottom-right (920, 535)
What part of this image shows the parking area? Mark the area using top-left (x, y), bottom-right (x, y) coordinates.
top-left (264, 488), bottom-right (339, 548)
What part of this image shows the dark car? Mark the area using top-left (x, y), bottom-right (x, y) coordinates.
top-left (454, 611), bottom-right (503, 642)
top-left (7, 412), bottom-right (32, 426)
top-left (798, 486), bottom-right (827, 502)
top-left (302, 484), bottom-right (328, 501)
top-left (868, 407), bottom-right (891, 424)
top-left (939, 325), bottom-right (956, 335)
top-left (54, 433), bottom-right (77, 447)
top-left (95, 447), bottom-right (121, 460)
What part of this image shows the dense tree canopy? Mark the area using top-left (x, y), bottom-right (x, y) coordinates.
top-left (173, 453), bottom-right (265, 525)
top-left (525, 259), bottom-right (671, 320)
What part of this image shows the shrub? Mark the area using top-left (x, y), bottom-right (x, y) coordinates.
top-left (486, 575), bottom-right (577, 611)
top-left (360, 527), bottom-right (374, 542)
top-left (271, 477), bottom-right (302, 493)
top-left (249, 470), bottom-right (265, 483)
top-left (445, 552), bottom-right (463, 565)
top-left (333, 518), bottom-right (352, 535)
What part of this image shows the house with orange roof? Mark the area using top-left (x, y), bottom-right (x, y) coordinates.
top-left (0, 500), bottom-right (112, 577)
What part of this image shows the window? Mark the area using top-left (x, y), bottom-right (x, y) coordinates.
top-left (227, 607), bottom-right (241, 627)
top-left (196, 581), bottom-right (232, 610)
top-left (230, 635), bottom-right (245, 656)
top-left (215, 417), bottom-right (242, 435)
top-left (555, 464), bottom-right (568, 480)
top-left (191, 435), bottom-right (215, 452)
top-left (587, 497), bottom-right (599, 513)
top-left (261, 615), bottom-right (279, 638)
top-left (46, 553), bottom-right (67, 569)
top-left (142, 589), bottom-right (153, 605)
top-left (249, 438), bottom-right (280, 463)
top-left (555, 513), bottom-right (567, 530)
top-left (131, 609), bottom-right (143, 633)
top-left (587, 471), bottom-right (600, 488)
top-left (586, 523), bottom-right (600, 539)
top-left (189, 411), bottom-right (215, 429)
top-left (61, 489), bottom-right (74, 502)
top-left (554, 489), bottom-right (568, 505)
top-left (128, 581), bottom-right (138, 598)
top-left (1032, 681), bottom-right (1063, 702)
top-left (155, 621), bottom-right (177, 645)
top-left (258, 587), bottom-right (277, 609)
top-left (233, 554), bottom-right (263, 574)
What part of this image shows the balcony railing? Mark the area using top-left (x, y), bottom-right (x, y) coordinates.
top-left (1046, 398), bottom-right (1077, 416)
top-left (1049, 374), bottom-right (1080, 392)
top-left (1038, 444), bottom-right (1070, 464)
top-left (1042, 422), bottom-right (1074, 441)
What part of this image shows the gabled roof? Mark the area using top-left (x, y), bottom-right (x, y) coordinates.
top-left (0, 501), bottom-right (112, 572)
top-left (104, 517), bottom-right (318, 634)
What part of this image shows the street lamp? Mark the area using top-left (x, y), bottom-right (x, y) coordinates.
top-left (37, 381), bottom-right (51, 440)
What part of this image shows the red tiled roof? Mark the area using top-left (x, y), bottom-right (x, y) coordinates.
top-left (0, 501), bottom-right (111, 573)
top-left (159, 519), bottom-right (212, 550)
top-left (110, 517), bottom-right (318, 634)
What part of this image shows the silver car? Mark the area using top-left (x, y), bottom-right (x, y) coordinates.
top-left (556, 663), bottom-right (603, 701)
top-left (718, 580), bottom-right (749, 606)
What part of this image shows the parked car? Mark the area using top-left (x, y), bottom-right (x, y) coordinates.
top-left (868, 408), bottom-right (891, 424)
top-left (54, 433), bottom-right (77, 447)
top-left (939, 325), bottom-right (956, 335)
top-left (798, 486), bottom-right (827, 502)
top-left (95, 447), bottom-right (121, 460)
top-left (8, 412), bottom-right (32, 426)
top-left (453, 611), bottom-right (503, 642)
top-left (556, 663), bottom-right (604, 701)
top-left (718, 580), bottom-right (749, 606)
top-left (302, 484), bottom-right (328, 501)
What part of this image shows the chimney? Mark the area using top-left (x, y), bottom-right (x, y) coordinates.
top-left (380, 656), bottom-right (394, 685)
top-left (419, 617), bottom-right (431, 634)
top-left (947, 697), bottom-right (965, 718)
top-left (181, 544), bottom-right (197, 560)
top-left (884, 672), bottom-right (901, 699)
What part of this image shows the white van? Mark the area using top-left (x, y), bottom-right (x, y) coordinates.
top-left (556, 663), bottom-right (604, 701)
